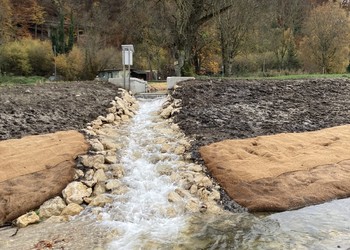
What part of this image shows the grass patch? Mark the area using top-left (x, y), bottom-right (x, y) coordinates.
top-left (148, 81), bottom-right (167, 91)
top-left (0, 76), bottom-right (46, 85)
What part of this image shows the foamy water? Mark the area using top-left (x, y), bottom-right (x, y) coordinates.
top-left (99, 98), bottom-right (189, 249)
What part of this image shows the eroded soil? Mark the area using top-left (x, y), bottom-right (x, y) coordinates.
top-left (0, 81), bottom-right (120, 140)
top-left (171, 78), bottom-right (350, 160)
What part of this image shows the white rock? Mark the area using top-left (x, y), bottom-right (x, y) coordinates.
top-left (84, 169), bottom-right (95, 181)
top-left (81, 155), bottom-right (105, 168)
top-left (197, 188), bottom-right (211, 201)
top-left (105, 179), bottom-right (122, 191)
top-left (89, 139), bottom-right (104, 152)
top-left (199, 176), bottom-right (213, 188)
top-left (168, 191), bottom-right (183, 203)
top-left (179, 139), bottom-right (191, 150)
top-left (111, 185), bottom-right (128, 195)
top-left (188, 165), bottom-right (203, 172)
top-left (105, 155), bottom-right (117, 164)
top-left (89, 194), bottom-right (113, 207)
top-left (93, 181), bottom-right (107, 196)
top-left (39, 196), bottom-right (66, 218)
top-left (16, 211), bottom-right (40, 228)
top-left (156, 165), bottom-right (173, 176)
top-left (102, 140), bottom-right (119, 150)
top-left (161, 144), bottom-right (172, 153)
top-left (208, 189), bottom-right (221, 201)
top-left (107, 106), bottom-right (117, 113)
top-left (160, 105), bottom-right (174, 119)
top-left (81, 129), bottom-right (97, 137)
top-left (121, 115), bottom-right (130, 121)
top-left (124, 108), bottom-right (134, 117)
top-left (60, 203), bottom-right (84, 216)
top-left (190, 184), bottom-right (198, 194)
top-left (174, 145), bottom-right (186, 155)
top-left (94, 163), bottom-right (108, 170)
top-left (62, 181), bottom-right (92, 205)
top-left (94, 169), bottom-right (107, 182)
top-left (175, 188), bottom-right (191, 198)
top-left (44, 215), bottom-right (69, 223)
top-left (185, 199), bottom-right (200, 213)
top-left (74, 169), bottom-right (84, 180)
top-left (106, 113), bottom-right (115, 123)
top-left (110, 164), bottom-right (125, 178)
top-left (91, 119), bottom-right (103, 129)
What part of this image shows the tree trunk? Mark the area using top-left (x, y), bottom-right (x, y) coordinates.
top-left (174, 49), bottom-right (185, 76)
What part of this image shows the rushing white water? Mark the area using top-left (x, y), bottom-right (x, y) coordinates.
top-left (100, 98), bottom-right (189, 249)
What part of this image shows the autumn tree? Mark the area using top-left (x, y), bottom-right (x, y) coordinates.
top-left (299, 2), bottom-right (350, 73)
top-left (0, 0), bottom-right (12, 44)
top-left (261, 0), bottom-right (311, 71)
top-left (217, 0), bottom-right (259, 76)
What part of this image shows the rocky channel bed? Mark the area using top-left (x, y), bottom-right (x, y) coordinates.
top-left (2, 78), bottom-right (350, 220)
top-left (0, 81), bottom-right (227, 249)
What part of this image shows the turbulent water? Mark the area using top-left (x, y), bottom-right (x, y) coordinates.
top-left (0, 98), bottom-right (350, 250)
top-left (99, 98), bottom-right (190, 248)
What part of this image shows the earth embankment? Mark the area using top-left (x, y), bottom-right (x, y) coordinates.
top-left (171, 78), bottom-right (350, 211)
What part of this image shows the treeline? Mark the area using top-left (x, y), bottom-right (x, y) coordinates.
top-left (0, 0), bottom-right (349, 80)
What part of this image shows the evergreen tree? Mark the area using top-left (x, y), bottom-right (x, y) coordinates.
top-left (51, 13), bottom-right (74, 55)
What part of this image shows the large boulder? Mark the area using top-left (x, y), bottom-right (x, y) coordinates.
top-left (62, 181), bottom-right (92, 205)
top-left (39, 196), bottom-right (66, 218)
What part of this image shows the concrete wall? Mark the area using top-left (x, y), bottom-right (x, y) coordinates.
top-left (167, 77), bottom-right (195, 89)
top-left (109, 77), bottom-right (148, 94)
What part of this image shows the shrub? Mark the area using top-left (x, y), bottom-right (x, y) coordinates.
top-left (0, 39), bottom-right (54, 76)
top-left (55, 46), bottom-right (84, 80)
top-left (0, 41), bottom-right (32, 75)
top-left (25, 39), bottom-right (54, 76)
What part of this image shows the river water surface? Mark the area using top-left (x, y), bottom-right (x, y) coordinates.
top-left (0, 98), bottom-right (349, 249)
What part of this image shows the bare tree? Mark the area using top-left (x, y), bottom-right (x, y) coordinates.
top-left (217, 0), bottom-right (259, 76)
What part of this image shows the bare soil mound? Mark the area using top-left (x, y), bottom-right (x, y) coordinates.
top-left (171, 78), bottom-right (350, 211)
top-left (172, 78), bottom-right (350, 159)
top-left (0, 81), bottom-right (120, 140)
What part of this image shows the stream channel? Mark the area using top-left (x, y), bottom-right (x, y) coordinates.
top-left (0, 98), bottom-right (349, 249)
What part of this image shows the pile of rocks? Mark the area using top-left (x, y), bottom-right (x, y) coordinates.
top-left (16, 89), bottom-right (225, 228)
top-left (16, 89), bottom-right (138, 227)
top-left (160, 94), bottom-right (223, 214)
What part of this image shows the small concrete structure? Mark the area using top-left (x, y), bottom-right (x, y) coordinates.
top-left (109, 77), bottom-right (148, 94)
top-left (167, 77), bottom-right (195, 89)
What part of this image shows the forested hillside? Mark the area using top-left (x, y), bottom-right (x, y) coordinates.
top-left (0, 0), bottom-right (349, 80)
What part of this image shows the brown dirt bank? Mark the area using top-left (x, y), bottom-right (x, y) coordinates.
top-left (0, 130), bottom-right (89, 224)
top-left (171, 78), bottom-right (350, 159)
top-left (171, 78), bottom-right (350, 211)
top-left (0, 81), bottom-right (120, 225)
top-left (200, 125), bottom-right (350, 211)
top-left (0, 81), bottom-right (120, 140)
